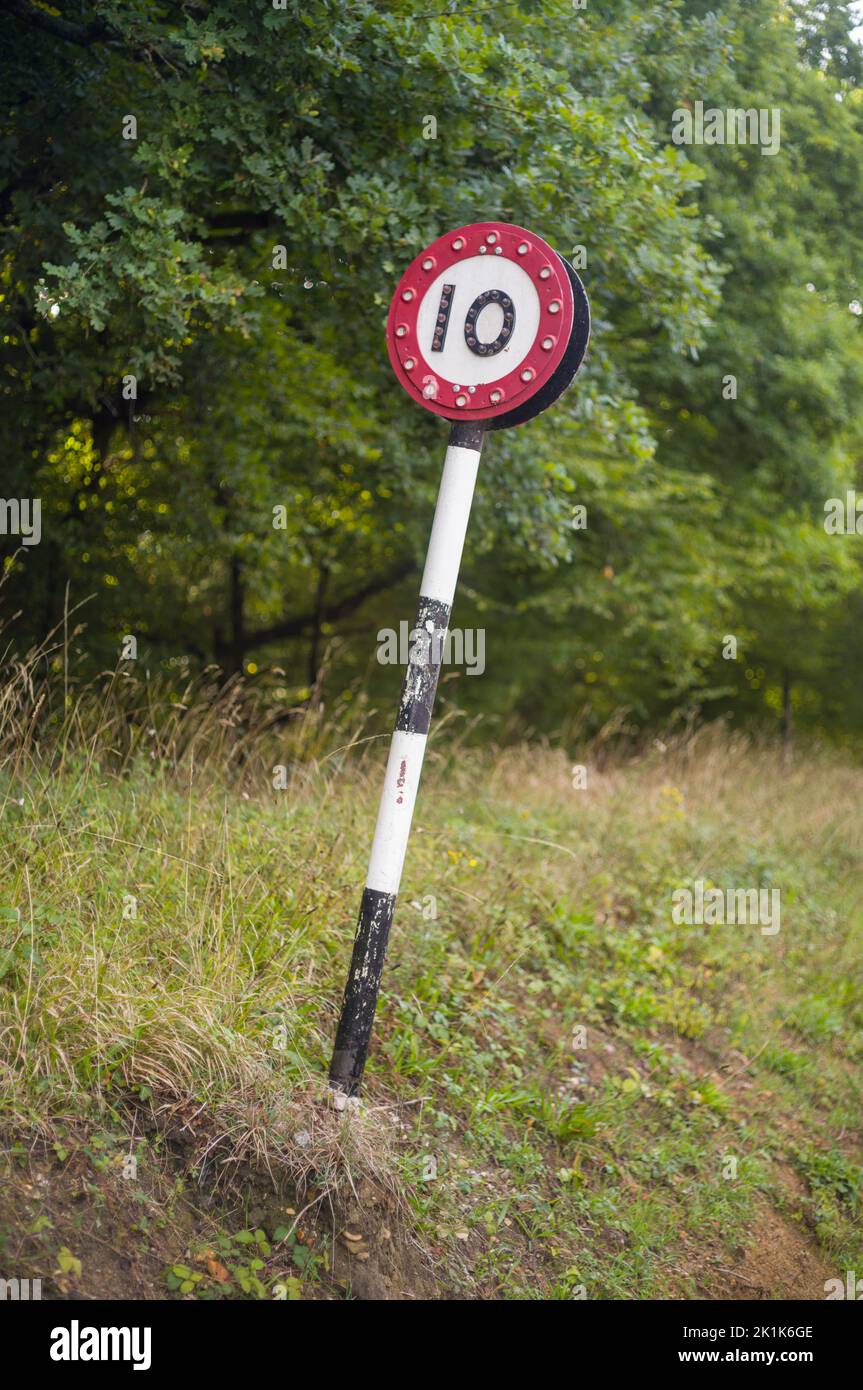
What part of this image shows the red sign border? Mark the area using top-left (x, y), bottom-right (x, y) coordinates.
top-left (385, 221), bottom-right (576, 423)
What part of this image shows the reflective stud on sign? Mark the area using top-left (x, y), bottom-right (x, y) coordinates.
top-left (386, 220), bottom-right (590, 428)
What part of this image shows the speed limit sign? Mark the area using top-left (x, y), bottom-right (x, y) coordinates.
top-left (330, 221), bottom-right (589, 1099)
top-left (385, 220), bottom-right (590, 429)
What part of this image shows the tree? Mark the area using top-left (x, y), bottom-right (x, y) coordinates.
top-left (1, 0), bottom-right (722, 689)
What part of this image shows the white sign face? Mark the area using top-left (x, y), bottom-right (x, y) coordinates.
top-left (414, 256), bottom-right (541, 386)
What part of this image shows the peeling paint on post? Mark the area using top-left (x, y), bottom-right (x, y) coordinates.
top-left (329, 223), bottom-right (590, 1099)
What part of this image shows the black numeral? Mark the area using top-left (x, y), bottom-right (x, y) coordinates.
top-left (464, 290), bottom-right (515, 357)
top-left (430, 283), bottom-right (455, 352)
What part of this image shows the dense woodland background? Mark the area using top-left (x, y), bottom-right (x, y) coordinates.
top-left (2, 4), bottom-right (863, 1307)
top-left (2, 0), bottom-right (863, 745)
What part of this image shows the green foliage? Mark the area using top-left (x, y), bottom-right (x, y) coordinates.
top-left (1, 0), bottom-right (862, 742)
top-left (163, 1225), bottom-right (318, 1299)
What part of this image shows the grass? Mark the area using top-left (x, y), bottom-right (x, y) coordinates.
top-left (0, 656), bottom-right (861, 1299)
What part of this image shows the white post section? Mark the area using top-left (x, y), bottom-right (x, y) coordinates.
top-left (419, 437), bottom-right (482, 608)
top-left (363, 732), bottom-right (427, 894)
top-left (329, 422), bottom-right (484, 1095)
top-left (365, 436), bottom-right (480, 894)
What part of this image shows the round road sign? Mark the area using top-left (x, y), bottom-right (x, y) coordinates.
top-left (386, 221), bottom-right (590, 430)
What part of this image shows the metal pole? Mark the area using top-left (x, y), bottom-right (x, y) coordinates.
top-left (329, 420), bottom-right (484, 1097)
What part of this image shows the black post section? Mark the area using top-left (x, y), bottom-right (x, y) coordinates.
top-left (329, 887), bottom-right (397, 1096)
top-left (449, 421), bottom-right (484, 450)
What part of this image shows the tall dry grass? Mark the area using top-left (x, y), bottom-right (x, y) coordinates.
top-left (1, 631), bottom-right (861, 1216)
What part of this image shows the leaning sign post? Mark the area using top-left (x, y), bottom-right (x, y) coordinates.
top-left (329, 221), bottom-right (590, 1099)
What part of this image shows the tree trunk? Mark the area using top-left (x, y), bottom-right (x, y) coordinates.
top-left (782, 669), bottom-right (793, 766)
top-left (307, 565), bottom-right (329, 691)
top-left (229, 555), bottom-right (245, 677)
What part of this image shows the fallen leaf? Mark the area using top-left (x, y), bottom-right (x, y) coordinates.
top-left (55, 1248), bottom-right (82, 1279)
top-left (206, 1258), bottom-right (230, 1284)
